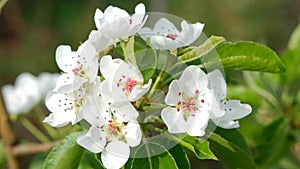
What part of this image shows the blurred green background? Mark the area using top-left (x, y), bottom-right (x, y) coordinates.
top-left (1, 0), bottom-right (300, 169)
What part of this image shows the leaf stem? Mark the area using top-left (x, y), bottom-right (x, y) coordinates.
top-left (20, 117), bottom-right (50, 143)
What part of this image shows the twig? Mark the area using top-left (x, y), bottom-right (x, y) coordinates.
top-left (12, 141), bottom-right (59, 156)
top-left (0, 93), bottom-right (19, 169)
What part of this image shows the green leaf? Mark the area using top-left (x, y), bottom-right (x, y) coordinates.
top-left (287, 18), bottom-right (300, 50)
top-left (120, 36), bottom-right (135, 63)
top-left (79, 152), bottom-right (104, 169)
top-left (178, 35), bottom-right (225, 63)
top-left (204, 41), bottom-right (286, 73)
top-left (126, 142), bottom-right (178, 169)
top-left (214, 128), bottom-right (251, 156)
top-left (180, 135), bottom-right (217, 160)
top-left (29, 153), bottom-right (48, 169)
top-left (168, 144), bottom-right (190, 169)
top-left (208, 133), bottom-right (256, 169)
top-left (254, 117), bottom-right (294, 168)
top-left (43, 132), bottom-right (84, 169)
top-left (135, 48), bottom-right (157, 82)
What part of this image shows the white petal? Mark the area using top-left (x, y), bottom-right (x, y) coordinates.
top-left (134, 3), bottom-right (145, 14)
top-left (54, 73), bottom-right (86, 93)
top-left (100, 80), bottom-right (113, 102)
top-left (76, 96), bottom-right (107, 126)
top-left (187, 111), bottom-right (209, 136)
top-left (123, 121), bottom-right (142, 147)
top-left (77, 126), bottom-right (107, 153)
top-left (88, 30), bottom-right (112, 52)
top-left (2, 85), bottom-right (30, 114)
top-left (213, 119), bottom-right (239, 129)
top-left (94, 8), bottom-right (104, 29)
top-left (37, 72), bottom-right (59, 96)
top-left (224, 100), bottom-right (252, 120)
top-left (207, 69), bottom-right (226, 101)
top-left (55, 45), bottom-right (78, 73)
top-left (213, 100), bottom-right (251, 129)
top-left (43, 111), bottom-right (75, 127)
top-left (165, 80), bottom-right (181, 106)
top-left (179, 65), bottom-right (208, 94)
top-left (161, 107), bottom-right (187, 133)
top-left (45, 91), bottom-right (75, 114)
top-left (100, 55), bottom-right (123, 79)
top-left (101, 140), bottom-right (130, 169)
top-left (153, 18), bottom-right (178, 36)
top-left (15, 72), bottom-right (40, 104)
top-left (111, 101), bottom-right (139, 120)
top-left (179, 20), bottom-right (204, 45)
top-left (128, 79), bottom-right (152, 102)
top-left (77, 41), bottom-right (98, 82)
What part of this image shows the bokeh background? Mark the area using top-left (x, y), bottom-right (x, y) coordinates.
top-left (1, 0), bottom-right (300, 168)
top-left (1, 0), bottom-right (300, 86)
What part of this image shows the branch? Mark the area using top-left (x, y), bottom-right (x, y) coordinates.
top-left (12, 141), bottom-right (59, 156)
top-left (0, 93), bottom-right (19, 169)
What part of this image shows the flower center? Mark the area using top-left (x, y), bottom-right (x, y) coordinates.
top-left (72, 61), bottom-right (90, 80)
top-left (102, 115), bottom-right (127, 142)
top-left (117, 75), bottom-right (143, 95)
top-left (175, 90), bottom-right (206, 120)
top-left (166, 34), bottom-right (178, 40)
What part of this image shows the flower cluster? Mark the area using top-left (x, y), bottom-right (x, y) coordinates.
top-left (43, 3), bottom-right (252, 169)
top-left (2, 72), bottom-right (58, 114)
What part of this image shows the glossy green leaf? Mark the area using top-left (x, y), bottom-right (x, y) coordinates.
top-left (208, 133), bottom-right (256, 169)
top-left (126, 142), bottom-right (178, 169)
top-left (180, 135), bottom-right (217, 160)
top-left (43, 132), bottom-right (84, 169)
top-left (168, 144), bottom-right (190, 169)
top-left (178, 35), bottom-right (225, 63)
top-left (204, 41), bottom-right (286, 73)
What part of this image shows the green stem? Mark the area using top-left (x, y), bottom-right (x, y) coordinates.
top-left (20, 117), bottom-right (50, 143)
top-left (147, 55), bottom-right (169, 98)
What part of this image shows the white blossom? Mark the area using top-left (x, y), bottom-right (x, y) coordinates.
top-left (2, 73), bottom-right (40, 114)
top-left (77, 96), bottom-right (141, 169)
top-left (100, 55), bottom-right (152, 102)
top-left (94, 3), bottom-right (147, 40)
top-left (54, 40), bottom-right (98, 93)
top-left (161, 66), bottom-right (214, 136)
top-left (139, 18), bottom-right (204, 50)
top-left (207, 70), bottom-right (252, 129)
top-left (44, 78), bottom-right (101, 127)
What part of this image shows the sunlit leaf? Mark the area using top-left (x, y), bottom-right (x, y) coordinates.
top-left (204, 41), bottom-right (286, 73)
top-left (43, 132), bottom-right (84, 169)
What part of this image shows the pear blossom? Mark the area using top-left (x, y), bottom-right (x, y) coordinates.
top-left (77, 96), bottom-right (141, 169)
top-left (54, 40), bottom-right (98, 93)
top-left (139, 18), bottom-right (204, 50)
top-left (207, 70), bottom-right (252, 129)
top-left (44, 78), bottom-right (101, 127)
top-left (37, 72), bottom-right (59, 97)
top-left (161, 66), bottom-right (216, 136)
top-left (2, 73), bottom-right (40, 114)
top-left (93, 3), bottom-right (147, 40)
top-left (100, 55), bottom-right (152, 102)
